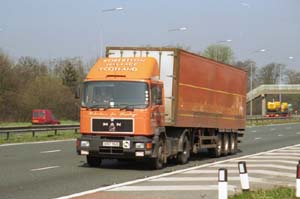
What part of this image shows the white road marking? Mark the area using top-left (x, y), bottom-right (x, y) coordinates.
top-left (255, 137), bottom-right (262, 140)
top-left (232, 159), bottom-right (297, 164)
top-left (109, 185), bottom-right (237, 192)
top-left (280, 149), bottom-right (300, 152)
top-left (31, 166), bottom-right (60, 171)
top-left (40, 150), bottom-right (61, 154)
top-left (184, 169), bottom-right (294, 177)
top-left (184, 169), bottom-right (237, 174)
top-left (278, 134), bottom-right (283, 137)
top-left (285, 127), bottom-right (292, 130)
top-left (249, 156), bottom-right (300, 160)
top-left (149, 177), bottom-right (292, 186)
top-left (251, 130), bottom-right (257, 133)
top-left (213, 164), bottom-right (296, 171)
top-left (55, 143), bottom-right (300, 199)
top-left (296, 132), bottom-right (300, 135)
top-left (264, 152), bottom-right (300, 156)
top-left (150, 176), bottom-right (259, 182)
top-left (270, 128), bottom-right (276, 131)
top-left (0, 139), bottom-right (75, 147)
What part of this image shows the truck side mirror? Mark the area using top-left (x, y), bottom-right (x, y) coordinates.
top-left (75, 86), bottom-right (80, 99)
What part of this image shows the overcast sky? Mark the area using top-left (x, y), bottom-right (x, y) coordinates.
top-left (0, 0), bottom-right (299, 70)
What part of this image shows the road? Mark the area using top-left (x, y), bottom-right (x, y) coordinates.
top-left (1, 123), bottom-right (300, 199)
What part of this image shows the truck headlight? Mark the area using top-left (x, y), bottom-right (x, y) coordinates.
top-left (135, 143), bottom-right (145, 149)
top-left (81, 141), bottom-right (90, 147)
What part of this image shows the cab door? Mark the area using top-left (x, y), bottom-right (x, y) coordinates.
top-left (150, 83), bottom-right (165, 129)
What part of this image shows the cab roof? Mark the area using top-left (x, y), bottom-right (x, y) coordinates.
top-left (86, 57), bottom-right (159, 80)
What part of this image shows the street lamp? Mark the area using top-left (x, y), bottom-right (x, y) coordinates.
top-left (102, 7), bottom-right (124, 12)
top-left (217, 39), bottom-right (232, 44)
top-left (249, 48), bottom-right (267, 116)
top-left (99, 7), bottom-right (124, 57)
top-left (168, 26), bottom-right (188, 32)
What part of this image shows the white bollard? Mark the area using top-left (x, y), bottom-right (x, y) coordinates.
top-left (218, 168), bottom-right (228, 199)
top-left (238, 161), bottom-right (250, 191)
top-left (296, 163), bottom-right (300, 198)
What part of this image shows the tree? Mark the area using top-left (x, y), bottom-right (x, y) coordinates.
top-left (202, 44), bottom-right (234, 64)
top-left (286, 69), bottom-right (300, 84)
top-left (257, 63), bottom-right (285, 85)
top-left (20, 76), bottom-right (79, 120)
top-left (53, 57), bottom-right (85, 92)
top-left (235, 60), bottom-right (258, 91)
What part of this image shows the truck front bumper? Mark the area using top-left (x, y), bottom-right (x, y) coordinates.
top-left (76, 135), bottom-right (155, 159)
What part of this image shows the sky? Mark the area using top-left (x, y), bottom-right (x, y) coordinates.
top-left (0, 0), bottom-right (299, 70)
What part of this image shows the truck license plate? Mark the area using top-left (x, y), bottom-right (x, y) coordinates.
top-left (102, 141), bottom-right (120, 147)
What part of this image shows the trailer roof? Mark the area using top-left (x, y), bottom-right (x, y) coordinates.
top-left (106, 46), bottom-right (247, 73)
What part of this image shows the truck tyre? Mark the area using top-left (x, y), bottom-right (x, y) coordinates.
top-left (86, 155), bottom-right (101, 167)
top-left (222, 133), bottom-right (229, 156)
top-left (150, 139), bottom-right (165, 170)
top-left (208, 133), bottom-right (222, 157)
top-left (177, 136), bottom-right (190, 164)
top-left (229, 133), bottom-right (238, 155)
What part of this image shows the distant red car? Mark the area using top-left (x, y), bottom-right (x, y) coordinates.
top-left (32, 109), bottom-right (60, 125)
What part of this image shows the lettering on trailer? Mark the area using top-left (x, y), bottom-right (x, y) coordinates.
top-left (98, 58), bottom-right (146, 72)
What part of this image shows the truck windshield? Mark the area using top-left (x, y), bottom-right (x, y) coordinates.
top-left (82, 81), bottom-right (149, 109)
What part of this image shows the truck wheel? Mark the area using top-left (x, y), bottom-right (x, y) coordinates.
top-left (86, 155), bottom-right (101, 167)
top-left (177, 136), bottom-right (190, 164)
top-left (229, 133), bottom-right (238, 154)
top-left (208, 133), bottom-right (222, 157)
top-left (222, 133), bottom-right (229, 156)
top-left (150, 139), bottom-right (165, 170)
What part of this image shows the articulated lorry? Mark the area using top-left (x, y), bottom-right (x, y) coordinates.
top-left (76, 47), bottom-right (247, 169)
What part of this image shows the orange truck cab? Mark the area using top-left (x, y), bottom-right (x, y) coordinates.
top-left (32, 109), bottom-right (60, 124)
top-left (77, 57), bottom-right (165, 168)
top-left (77, 47), bottom-right (246, 169)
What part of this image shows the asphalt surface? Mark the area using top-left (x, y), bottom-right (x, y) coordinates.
top-left (1, 123), bottom-right (300, 199)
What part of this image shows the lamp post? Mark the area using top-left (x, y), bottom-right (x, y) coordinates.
top-left (249, 48), bottom-right (266, 116)
top-left (279, 56), bottom-right (294, 102)
top-left (99, 7), bottom-right (124, 57)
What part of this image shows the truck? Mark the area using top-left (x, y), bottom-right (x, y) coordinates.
top-left (266, 101), bottom-right (290, 117)
top-left (32, 109), bottom-right (60, 125)
top-left (76, 47), bottom-right (247, 169)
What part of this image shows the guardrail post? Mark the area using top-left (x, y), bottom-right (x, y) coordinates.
top-left (296, 162), bottom-right (300, 198)
top-left (75, 129), bottom-right (78, 134)
top-left (32, 131), bottom-right (35, 137)
top-left (54, 129), bottom-right (57, 136)
top-left (218, 168), bottom-right (228, 199)
top-left (238, 161), bottom-right (250, 191)
top-left (6, 132), bottom-right (10, 140)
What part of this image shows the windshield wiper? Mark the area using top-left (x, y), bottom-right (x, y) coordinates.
top-left (120, 105), bottom-right (134, 111)
top-left (86, 104), bottom-right (111, 111)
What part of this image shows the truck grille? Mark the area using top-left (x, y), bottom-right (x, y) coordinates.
top-left (92, 118), bottom-right (133, 133)
top-left (99, 147), bottom-right (124, 155)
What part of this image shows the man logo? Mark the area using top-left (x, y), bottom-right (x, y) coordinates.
top-left (109, 122), bottom-right (116, 132)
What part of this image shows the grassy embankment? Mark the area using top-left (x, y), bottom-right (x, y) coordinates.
top-left (229, 187), bottom-right (296, 199)
top-left (0, 120), bottom-right (80, 144)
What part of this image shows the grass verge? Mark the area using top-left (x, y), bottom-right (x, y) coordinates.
top-left (229, 187), bottom-right (296, 199)
top-left (0, 120), bottom-right (79, 127)
top-left (0, 130), bottom-right (80, 144)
